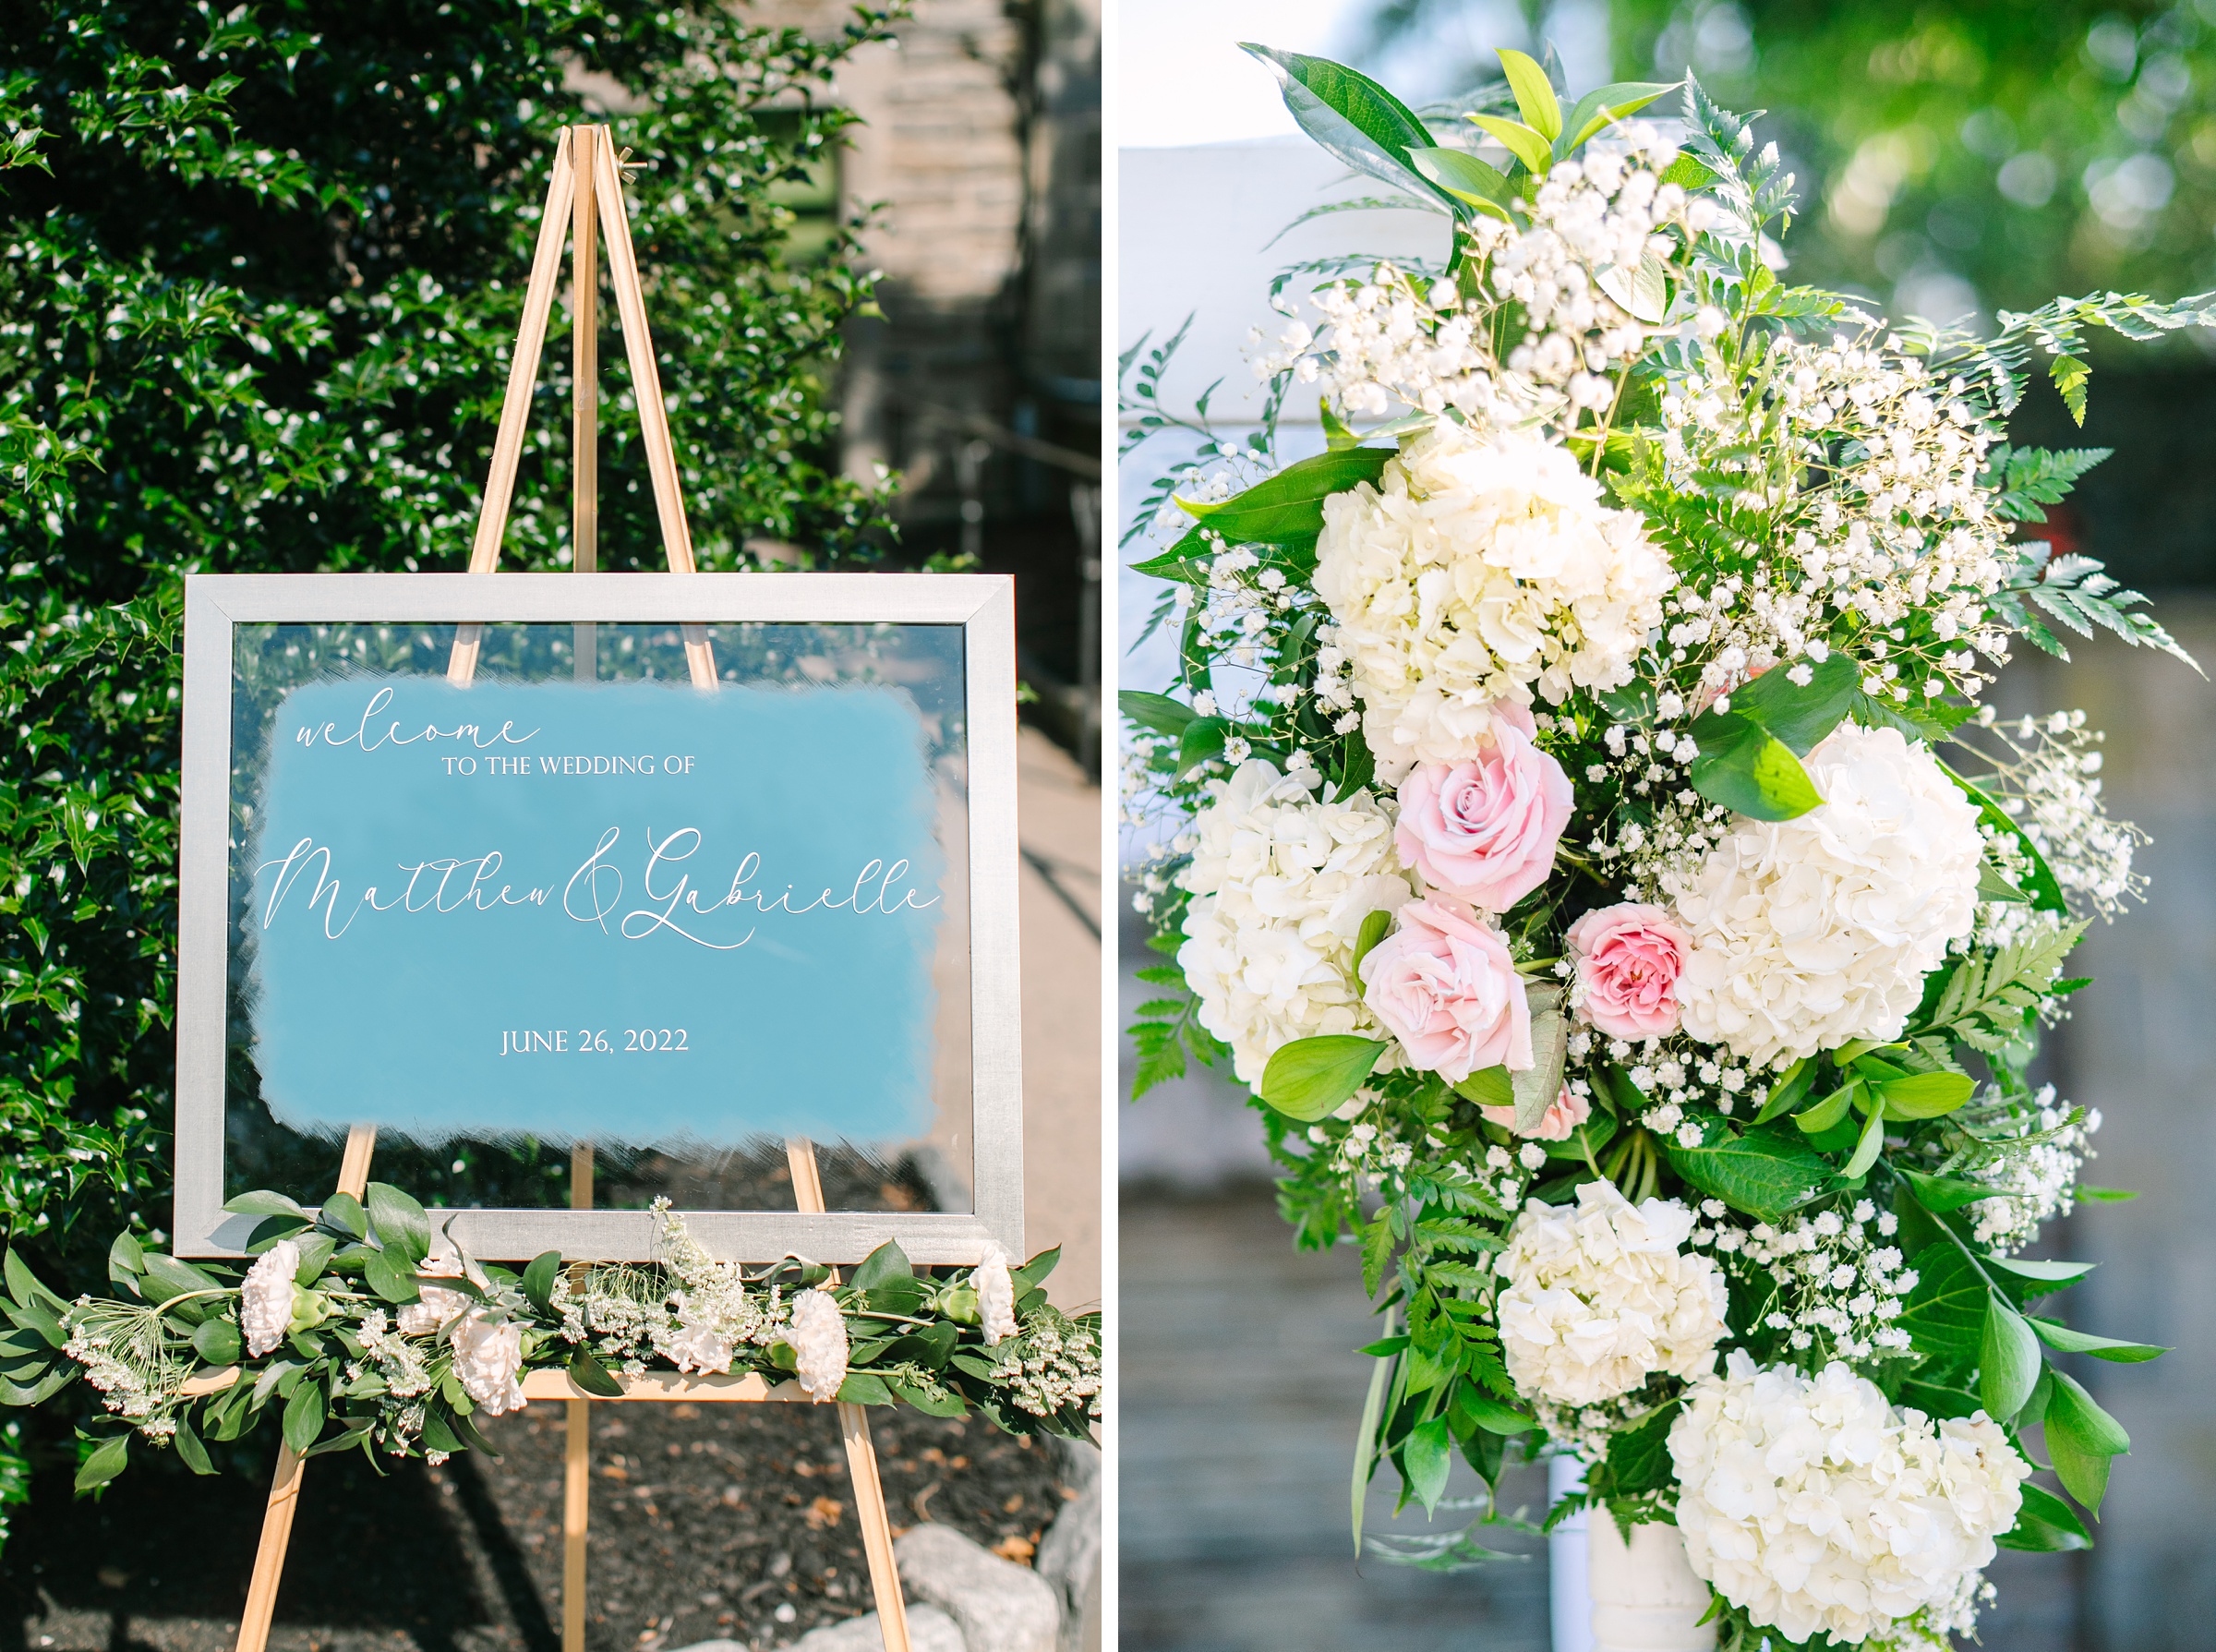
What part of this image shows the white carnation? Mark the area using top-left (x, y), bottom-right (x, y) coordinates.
top-left (1675, 723), bottom-right (1984, 1066)
top-left (1313, 424), bottom-right (1673, 781)
top-left (397, 1240), bottom-right (472, 1337)
top-left (664, 1321), bottom-right (735, 1374)
top-left (450, 1308), bottom-right (526, 1416)
top-left (1493, 1178), bottom-right (1728, 1406)
top-left (973, 1244), bottom-right (1018, 1346)
top-left (1669, 1352), bottom-right (2029, 1646)
top-left (1176, 759), bottom-right (1416, 1084)
top-left (788, 1288), bottom-right (849, 1403)
top-left (240, 1239), bottom-right (300, 1358)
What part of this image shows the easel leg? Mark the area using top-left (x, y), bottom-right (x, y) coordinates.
top-left (787, 1140), bottom-right (913, 1652)
top-left (564, 1398), bottom-right (592, 1652)
top-left (233, 1126), bottom-right (377, 1652)
top-left (233, 1445), bottom-right (306, 1652)
top-left (564, 1141), bottom-right (595, 1652)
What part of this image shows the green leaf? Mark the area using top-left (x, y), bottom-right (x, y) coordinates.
top-left (567, 1352), bottom-right (626, 1398)
top-left (1011, 1245), bottom-right (1063, 1296)
top-left (319, 1191), bottom-right (368, 1241)
top-left (223, 1190), bottom-right (313, 1220)
top-left (1176, 446), bottom-right (1396, 549)
top-left (1466, 114), bottom-right (1553, 176)
top-left (1598, 1398), bottom-right (1682, 1497)
top-left (888, 1377), bottom-right (970, 1417)
top-left (173, 1413), bottom-right (216, 1477)
top-left (1938, 763), bottom-right (2068, 913)
top-left (1720, 653), bottom-right (1861, 754)
top-left (1352, 1341), bottom-right (1393, 1555)
top-left (850, 1239), bottom-right (914, 1292)
top-left (837, 1372), bottom-right (896, 1406)
top-left (108, 1232), bottom-right (147, 1283)
top-left (1241, 46), bottom-right (1451, 206)
top-left (75, 1432), bottom-right (130, 1494)
top-left (2045, 1371), bottom-right (2128, 1513)
top-left (1995, 1481), bottom-right (2092, 1552)
top-left (2075, 1186), bottom-right (2138, 1202)
top-left (1895, 1166), bottom-right (1997, 1213)
top-left (1453, 1066), bottom-right (1513, 1109)
top-left (1403, 1415), bottom-right (1452, 1515)
top-left (1495, 49), bottom-right (1562, 142)
top-left (1751, 1058), bottom-right (1814, 1125)
top-left (1120, 691), bottom-right (1198, 738)
top-left (1260, 1035), bottom-right (1388, 1121)
top-left (2028, 1317), bottom-right (2167, 1362)
top-left (364, 1246), bottom-right (420, 1306)
top-left (1895, 1243), bottom-right (1987, 1357)
top-left (1562, 80), bottom-right (1679, 151)
top-left (1451, 1384), bottom-right (1535, 1436)
top-left (2052, 353), bottom-right (2091, 424)
top-left (522, 1250), bottom-right (561, 1316)
top-left (1406, 147), bottom-right (1514, 215)
top-left (1795, 1079), bottom-right (1859, 1136)
top-left (1877, 1071), bottom-right (1977, 1119)
top-left (192, 1318), bottom-right (242, 1366)
top-left (364, 1183), bottom-right (431, 1264)
top-left (139, 1254), bottom-right (220, 1322)
top-left (1361, 1212), bottom-right (1395, 1297)
top-left (1512, 984), bottom-right (1569, 1135)
top-left (1177, 717), bottom-right (1228, 774)
top-left (1981, 1291), bottom-right (2043, 1420)
top-left (283, 1381), bottom-right (327, 1454)
top-left (1687, 716), bottom-right (1825, 821)
top-left (1842, 1099), bottom-right (1888, 1179)
top-left (1984, 1256), bottom-right (2096, 1287)
top-left (1353, 909), bottom-right (1393, 977)
top-left (1667, 1127), bottom-right (1835, 1223)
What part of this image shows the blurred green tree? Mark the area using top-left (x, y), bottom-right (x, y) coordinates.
top-left (1611, 0), bottom-right (2216, 320)
top-left (0, 0), bottom-right (899, 1325)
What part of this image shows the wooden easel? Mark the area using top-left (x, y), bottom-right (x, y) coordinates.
top-left (226, 126), bottom-right (914, 1652)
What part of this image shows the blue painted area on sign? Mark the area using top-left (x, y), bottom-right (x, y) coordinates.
top-left (240, 675), bottom-right (947, 1147)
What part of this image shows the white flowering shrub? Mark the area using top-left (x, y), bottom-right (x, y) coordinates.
top-left (1124, 42), bottom-right (2182, 1626)
top-left (1670, 1354), bottom-right (2029, 1646)
top-left (1494, 1179), bottom-right (1729, 1405)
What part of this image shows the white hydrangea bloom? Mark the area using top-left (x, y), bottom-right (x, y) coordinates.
top-left (1670, 1352), bottom-right (2029, 1646)
top-left (1492, 1178), bottom-right (1728, 1406)
top-left (788, 1288), bottom-right (849, 1403)
top-left (240, 1239), bottom-right (300, 1358)
top-left (1674, 724), bottom-right (1984, 1066)
top-left (1176, 758), bottom-right (1416, 1084)
top-left (1312, 423), bottom-right (1673, 782)
top-left (450, 1308), bottom-right (526, 1416)
top-left (973, 1244), bottom-right (1018, 1346)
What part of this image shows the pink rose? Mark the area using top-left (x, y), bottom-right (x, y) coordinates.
top-left (1394, 719), bottom-right (1572, 911)
top-left (1359, 898), bottom-right (1533, 1083)
top-left (1481, 1084), bottom-right (1592, 1141)
top-left (1566, 902), bottom-right (1692, 1040)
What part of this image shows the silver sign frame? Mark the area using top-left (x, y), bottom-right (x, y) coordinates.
top-left (175, 572), bottom-right (1022, 1264)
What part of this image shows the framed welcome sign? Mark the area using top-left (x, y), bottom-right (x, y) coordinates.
top-left (174, 572), bottom-right (1021, 1265)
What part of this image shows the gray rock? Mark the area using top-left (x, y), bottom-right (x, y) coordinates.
top-left (894, 1525), bottom-right (1060, 1652)
top-left (1034, 1443), bottom-right (1102, 1652)
top-left (779, 1605), bottom-right (966, 1652)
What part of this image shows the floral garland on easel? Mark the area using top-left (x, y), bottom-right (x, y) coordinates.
top-left (1, 1183), bottom-right (1099, 1490)
top-left (1122, 44), bottom-right (2201, 1652)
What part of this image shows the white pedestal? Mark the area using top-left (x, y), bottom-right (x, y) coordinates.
top-left (1548, 1456), bottom-right (1595, 1652)
top-left (1584, 1512), bottom-right (1716, 1652)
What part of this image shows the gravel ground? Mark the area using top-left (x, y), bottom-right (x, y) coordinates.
top-left (6, 1400), bottom-right (1072, 1652)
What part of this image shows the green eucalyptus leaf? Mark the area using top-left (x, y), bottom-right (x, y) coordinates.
top-left (1259, 1035), bottom-right (1388, 1121)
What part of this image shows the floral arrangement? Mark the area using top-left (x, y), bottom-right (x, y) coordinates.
top-left (1123, 43), bottom-right (2203, 1650)
top-left (0, 1182), bottom-right (1098, 1491)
